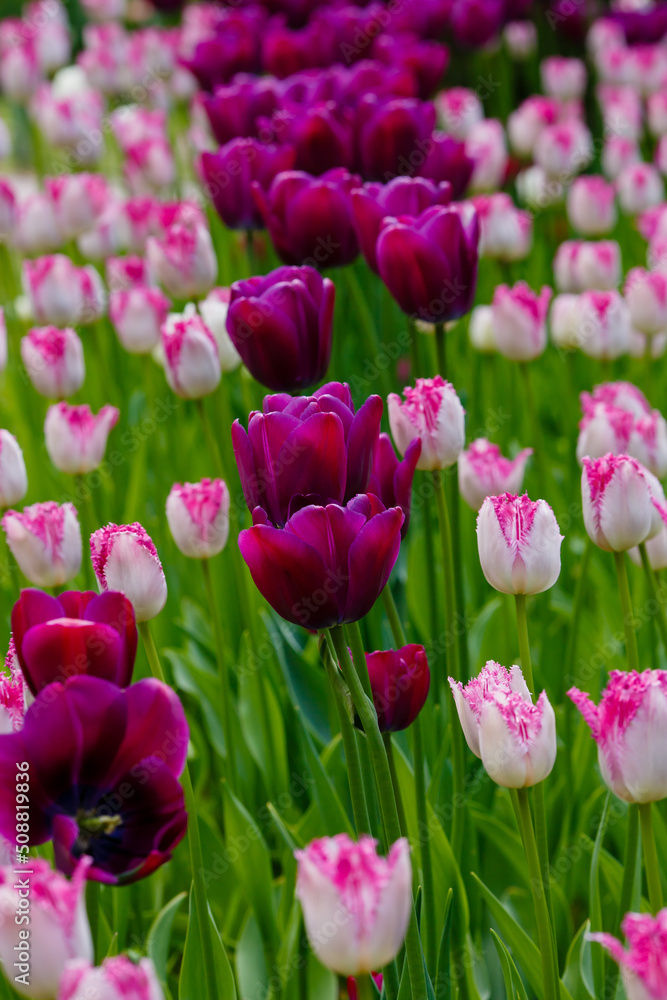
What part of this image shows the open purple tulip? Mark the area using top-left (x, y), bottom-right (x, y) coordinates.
top-left (11, 588), bottom-right (137, 695)
top-left (201, 139), bottom-right (295, 231)
top-left (232, 381), bottom-right (382, 526)
top-left (239, 494), bottom-right (404, 629)
top-left (417, 134), bottom-right (475, 200)
top-left (0, 676), bottom-right (188, 883)
top-left (353, 96), bottom-right (436, 182)
top-left (226, 265), bottom-right (335, 391)
top-left (201, 76), bottom-right (281, 146)
top-left (368, 434), bottom-right (421, 538)
top-left (365, 644), bottom-right (430, 732)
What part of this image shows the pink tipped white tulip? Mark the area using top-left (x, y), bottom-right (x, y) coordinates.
top-left (388, 376), bottom-right (465, 471)
top-left (575, 290), bottom-right (632, 361)
top-left (110, 286), bottom-right (171, 354)
top-left (58, 956), bottom-right (164, 1000)
top-left (458, 439), bottom-right (532, 512)
top-left (20, 326), bottom-right (85, 400)
top-left (147, 219), bottom-right (217, 300)
top-left (541, 56), bottom-right (587, 100)
top-left (491, 282), bottom-right (552, 361)
top-left (477, 493), bottom-right (563, 595)
top-left (533, 120), bottom-right (593, 179)
top-left (161, 308), bottom-right (221, 399)
top-left (0, 431), bottom-right (28, 510)
top-left (471, 194), bottom-right (533, 262)
top-left (44, 402), bottom-right (119, 475)
top-left (466, 119), bottom-right (508, 193)
top-left (45, 173), bottom-right (108, 239)
top-left (507, 96), bottom-right (559, 159)
top-left (577, 399), bottom-right (667, 479)
top-left (2, 501), bottom-right (82, 587)
top-left (554, 240), bottom-right (622, 293)
top-left (590, 910), bottom-right (667, 1000)
top-left (581, 453), bottom-right (665, 552)
top-left (166, 478), bottom-right (230, 559)
top-left (624, 267), bottom-right (667, 336)
top-left (91, 522), bottom-right (167, 622)
top-left (435, 87), bottom-right (484, 140)
top-left (566, 176), bottom-right (617, 236)
top-left (617, 163), bottom-right (664, 216)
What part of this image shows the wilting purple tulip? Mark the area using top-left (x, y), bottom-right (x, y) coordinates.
top-left (226, 265), bottom-right (334, 391)
top-left (417, 133), bottom-right (475, 200)
top-left (11, 588), bottom-right (137, 695)
top-left (0, 676), bottom-right (188, 882)
top-left (353, 96), bottom-right (436, 182)
top-left (201, 139), bottom-right (295, 231)
top-left (239, 494), bottom-right (403, 629)
top-left (253, 168), bottom-right (360, 268)
top-left (232, 381), bottom-right (382, 526)
top-left (365, 644), bottom-right (430, 732)
top-left (377, 203), bottom-right (479, 323)
top-left (368, 434), bottom-right (421, 537)
top-left (351, 177), bottom-right (452, 274)
top-left (201, 76), bottom-right (280, 146)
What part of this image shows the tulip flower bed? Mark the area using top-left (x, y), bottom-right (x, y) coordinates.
top-left (3, 1), bottom-right (667, 999)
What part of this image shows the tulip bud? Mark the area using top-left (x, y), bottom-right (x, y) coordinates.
top-left (0, 431), bottom-right (28, 509)
top-left (569, 669), bottom-right (667, 802)
top-left (166, 479), bottom-right (230, 559)
top-left (201, 138), bottom-right (295, 231)
top-left (602, 135), bottom-right (640, 181)
top-left (577, 397), bottom-right (667, 479)
top-left (582, 453), bottom-right (665, 552)
top-left (477, 493), bottom-right (563, 595)
top-left (491, 282), bottom-right (552, 361)
top-left (549, 294), bottom-right (581, 351)
top-left (198, 288), bottom-right (242, 372)
top-left (590, 910), bottom-right (667, 1000)
top-left (507, 96), bottom-right (559, 159)
top-left (368, 434), bottom-right (421, 538)
top-left (471, 193), bottom-right (532, 262)
top-left (147, 219), bottom-right (217, 300)
top-left (20, 326), bottom-right (85, 400)
top-left (0, 639), bottom-right (26, 734)
top-left (624, 267), bottom-right (667, 335)
top-left (295, 835), bottom-right (411, 976)
top-left (57, 956), bottom-right (164, 1000)
top-left (554, 240), bottom-right (622, 293)
top-left (566, 176), bottom-right (617, 236)
top-left (161, 308), bottom-right (221, 399)
top-left (466, 119), bottom-right (508, 194)
top-left (541, 56), bottom-right (587, 100)
top-left (617, 163), bottom-right (664, 216)
top-left (23, 256), bottom-right (83, 326)
top-left (503, 21), bottom-right (537, 60)
top-left (11, 193), bottom-right (62, 255)
top-left (576, 290), bottom-right (632, 361)
top-left (469, 305), bottom-right (497, 352)
top-left (458, 439), bottom-right (532, 512)
top-left (435, 87), bottom-right (484, 140)
top-left (44, 173), bottom-right (107, 239)
top-left (533, 121), bottom-right (593, 179)
top-left (105, 256), bottom-right (153, 292)
top-left (450, 661), bottom-right (557, 788)
top-left (388, 376), bottom-right (465, 471)
top-left (90, 522), bottom-right (167, 622)
top-left (0, 858), bottom-right (92, 998)
top-left (2, 501), bottom-right (82, 587)
top-left (44, 402), bottom-right (119, 475)
top-left (109, 286), bottom-right (171, 354)
top-left (365, 644), bottom-right (430, 732)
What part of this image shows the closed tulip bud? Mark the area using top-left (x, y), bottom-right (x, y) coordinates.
top-left (166, 478), bottom-right (230, 559)
top-left (541, 56), bottom-right (587, 100)
top-left (417, 134), bottom-right (474, 200)
top-left (44, 403), bottom-right (119, 475)
top-left (624, 267), bottom-right (667, 335)
top-left (21, 326), bottom-right (85, 400)
top-left (569, 669), bottom-right (667, 802)
top-left (23, 256), bottom-right (84, 326)
top-left (11, 193), bottom-right (62, 255)
top-left (549, 294), bottom-right (581, 351)
top-left (147, 220), bottom-right (217, 300)
top-left (491, 282), bottom-right (552, 361)
top-left (617, 163), bottom-right (664, 216)
top-left (577, 396), bottom-right (667, 478)
top-left (477, 493), bottom-right (563, 595)
top-left (368, 434), bottom-right (421, 538)
top-left (576, 290), bottom-right (632, 360)
top-left (44, 173), bottom-right (107, 239)
top-left (471, 193), bottom-right (532, 262)
top-left (435, 87), bottom-right (484, 140)
top-left (295, 835), bottom-right (411, 976)
top-left (503, 21), bottom-right (537, 60)
top-left (0, 181), bottom-right (14, 243)
top-left (554, 240), bottom-right (622, 293)
top-left (388, 376), bottom-right (465, 471)
top-left (58, 956), bottom-right (164, 1000)
top-left (469, 305), bottom-right (497, 352)
top-left (201, 138), bottom-right (295, 231)
top-left (365, 644), bottom-right (430, 732)
top-left (567, 176), bottom-right (617, 236)
top-left (459, 439), bottom-right (532, 512)
top-left (106, 256), bottom-right (153, 292)
top-left (2, 501), bottom-right (82, 587)
top-left (582, 453), bottom-right (665, 552)
top-left (109, 286), bottom-right (171, 354)
top-left (198, 288), bottom-right (242, 372)
top-left (91, 522), bottom-right (167, 622)
top-left (590, 910), bottom-right (667, 1000)
top-left (602, 136), bottom-right (640, 181)
top-left (161, 308), bottom-right (221, 399)
top-left (354, 96), bottom-right (435, 182)
top-left (450, 661), bottom-right (557, 788)
top-left (0, 858), bottom-right (92, 999)
top-left (533, 120), bottom-right (593, 178)
top-left (0, 431), bottom-right (28, 509)
top-left (466, 119), bottom-right (508, 194)
top-left (507, 96), bottom-right (560, 159)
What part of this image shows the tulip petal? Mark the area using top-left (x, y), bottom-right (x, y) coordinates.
top-left (345, 507), bottom-right (403, 623)
top-left (84, 591), bottom-right (138, 688)
top-left (11, 588), bottom-right (64, 673)
top-left (21, 620), bottom-right (124, 694)
top-left (345, 395), bottom-right (383, 499)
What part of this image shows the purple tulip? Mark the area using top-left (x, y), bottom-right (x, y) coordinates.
top-left (372, 34), bottom-right (449, 100)
top-left (11, 588), bottom-right (137, 696)
top-left (608, 6), bottom-right (667, 44)
top-left (201, 140), bottom-right (295, 231)
top-left (351, 176), bottom-right (452, 274)
top-left (417, 133), bottom-right (475, 200)
top-left (239, 494), bottom-right (404, 629)
top-left (353, 96), bottom-right (436, 182)
top-left (201, 76), bottom-right (281, 146)
top-left (232, 381), bottom-right (383, 525)
top-left (226, 265), bottom-right (335, 391)
top-left (262, 18), bottom-right (333, 79)
top-left (0, 676), bottom-right (188, 883)
top-left (275, 104), bottom-right (354, 176)
top-left (450, 0), bottom-right (505, 47)
top-left (377, 202), bottom-right (480, 322)
top-left (252, 168), bottom-right (360, 267)
top-left (365, 644), bottom-right (430, 732)
top-left (180, 9), bottom-right (265, 91)
top-left (368, 434), bottom-right (421, 537)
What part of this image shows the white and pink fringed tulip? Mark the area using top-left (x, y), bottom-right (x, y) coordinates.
top-left (0, 431), bottom-right (27, 510)
top-left (586, 381), bottom-right (652, 417)
top-left (477, 493), bottom-right (563, 595)
top-left (58, 956), bottom-right (164, 1000)
top-left (575, 290), bottom-right (632, 361)
top-left (20, 326), bottom-right (85, 400)
top-left (624, 268), bottom-right (667, 336)
top-left (110, 286), bottom-right (171, 354)
top-left (161, 308), bottom-right (221, 399)
top-left (450, 661), bottom-right (557, 788)
top-left (569, 670), bottom-right (667, 803)
top-left (23, 256), bottom-right (105, 327)
top-left (554, 240), bottom-right (622, 293)
top-left (471, 194), bottom-right (533, 262)
top-left (507, 96), bottom-right (559, 159)
top-left (435, 87), bottom-right (484, 139)
top-left (2, 501), bottom-right (82, 587)
top-left (388, 376), bottom-right (465, 471)
top-left (581, 453), bottom-right (665, 552)
top-left (0, 639), bottom-right (26, 734)
top-left (44, 173), bottom-right (108, 240)
top-left (491, 282), bottom-right (552, 361)
top-left (295, 835), bottom-right (411, 976)
top-left (602, 136), bottom-right (640, 181)
top-left (533, 120), bottom-right (593, 179)
top-left (466, 119), bottom-right (508, 193)
top-left (0, 858), bottom-right (92, 999)
top-left (44, 402), bottom-right (119, 475)
top-left (590, 910), bottom-right (667, 1000)
top-left (91, 522), bottom-right (167, 622)
top-left (147, 219), bottom-right (217, 300)
top-left (541, 56), bottom-right (586, 100)
top-left (566, 176), bottom-right (617, 236)
top-left (11, 193), bottom-right (62, 255)
top-left (458, 439), bottom-right (532, 512)
top-left (166, 478), bottom-right (230, 559)
top-left (577, 396), bottom-right (667, 479)
top-left (617, 163), bottom-right (664, 216)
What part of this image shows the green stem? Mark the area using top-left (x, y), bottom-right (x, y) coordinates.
top-left (519, 362), bottom-right (547, 499)
top-left (409, 317), bottom-right (421, 381)
top-left (86, 881), bottom-right (101, 961)
top-left (449, 465), bottom-right (469, 682)
top-left (514, 594), bottom-right (534, 691)
top-left (434, 323), bottom-right (446, 379)
top-left (138, 620), bottom-right (166, 682)
top-left (639, 802), bottom-right (664, 913)
top-left (382, 587), bottom-right (406, 646)
top-left (345, 620), bottom-right (373, 701)
top-left (638, 542), bottom-right (667, 653)
top-left (515, 789), bottom-right (559, 1000)
top-left (613, 551), bottom-right (640, 673)
top-left (330, 627), bottom-right (428, 1000)
top-left (201, 558), bottom-right (236, 790)
top-left (356, 975), bottom-right (376, 1000)
top-left (75, 476), bottom-right (97, 590)
top-left (345, 268), bottom-right (392, 399)
top-left (617, 805), bottom-right (640, 929)
top-left (196, 398), bottom-right (226, 479)
top-left (383, 733), bottom-right (409, 838)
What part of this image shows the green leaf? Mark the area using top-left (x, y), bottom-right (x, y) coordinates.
top-left (562, 922), bottom-right (595, 1000)
top-left (490, 930), bottom-right (530, 1000)
top-left (589, 792), bottom-right (611, 997)
top-left (238, 635), bottom-right (291, 800)
top-left (179, 887), bottom-right (238, 1000)
top-left (146, 892), bottom-right (187, 984)
top-left (434, 889), bottom-right (454, 1000)
top-left (263, 613), bottom-right (331, 745)
top-left (236, 913), bottom-right (268, 1000)
top-left (296, 718), bottom-right (355, 837)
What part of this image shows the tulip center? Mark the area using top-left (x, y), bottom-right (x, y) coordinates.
top-left (75, 808), bottom-right (122, 851)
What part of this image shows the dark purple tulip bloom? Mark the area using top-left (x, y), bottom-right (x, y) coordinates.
top-left (180, 9), bottom-right (264, 91)
top-left (0, 676), bottom-right (188, 883)
top-left (239, 494), bottom-right (404, 629)
top-left (608, 7), bottom-right (667, 44)
top-left (262, 18), bottom-right (334, 79)
top-left (368, 434), bottom-right (421, 538)
top-left (227, 265), bottom-right (335, 392)
top-left (201, 76), bottom-right (281, 146)
top-left (417, 133), bottom-right (474, 200)
top-left (232, 381), bottom-right (383, 525)
top-left (450, 0), bottom-right (505, 46)
top-left (201, 140), bottom-right (295, 231)
top-left (391, 0), bottom-right (452, 39)
top-left (277, 104), bottom-right (354, 176)
top-left (11, 588), bottom-right (137, 696)
top-left (354, 96), bottom-right (436, 182)
top-left (372, 34), bottom-right (448, 100)
top-left (335, 60), bottom-right (416, 105)
top-left (351, 176), bottom-right (452, 274)
top-left (365, 644), bottom-right (430, 732)
top-left (377, 202), bottom-right (480, 323)
top-left (252, 168), bottom-right (360, 268)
